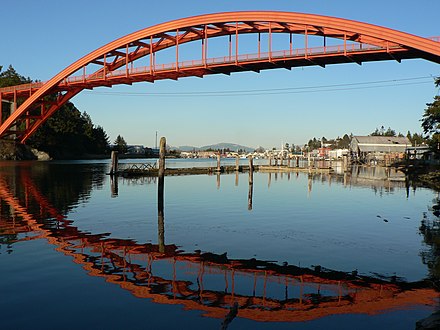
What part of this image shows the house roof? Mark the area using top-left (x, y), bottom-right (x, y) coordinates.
top-left (352, 136), bottom-right (411, 153)
top-left (353, 136), bottom-right (410, 144)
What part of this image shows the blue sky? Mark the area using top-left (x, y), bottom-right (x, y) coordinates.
top-left (2, 1), bottom-right (439, 149)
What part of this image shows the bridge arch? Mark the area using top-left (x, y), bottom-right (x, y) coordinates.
top-left (1, 11), bottom-right (439, 143)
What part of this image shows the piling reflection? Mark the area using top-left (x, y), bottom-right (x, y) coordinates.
top-left (264, 165), bottom-right (408, 196)
top-left (248, 172), bottom-right (253, 211)
top-left (158, 137), bottom-right (166, 253)
top-left (110, 175), bottom-right (118, 197)
top-left (0, 168), bottom-right (438, 324)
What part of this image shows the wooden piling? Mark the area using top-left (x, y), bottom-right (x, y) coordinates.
top-left (217, 152), bottom-right (221, 172)
top-left (110, 151), bottom-right (118, 175)
top-left (343, 155), bottom-right (348, 172)
top-left (158, 137), bottom-right (166, 178)
top-left (235, 156), bottom-right (240, 171)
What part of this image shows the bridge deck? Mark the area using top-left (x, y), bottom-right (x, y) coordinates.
top-left (1, 40), bottom-right (437, 99)
top-left (1, 10), bottom-right (439, 143)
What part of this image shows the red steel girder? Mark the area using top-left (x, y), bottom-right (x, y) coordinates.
top-left (0, 11), bottom-right (439, 143)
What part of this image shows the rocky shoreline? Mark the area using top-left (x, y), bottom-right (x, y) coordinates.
top-left (0, 140), bottom-right (46, 160)
top-left (0, 140), bottom-right (106, 161)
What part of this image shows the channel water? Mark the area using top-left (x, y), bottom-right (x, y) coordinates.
top-left (0, 159), bottom-right (439, 329)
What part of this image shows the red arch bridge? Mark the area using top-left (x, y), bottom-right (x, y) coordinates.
top-left (0, 11), bottom-right (439, 143)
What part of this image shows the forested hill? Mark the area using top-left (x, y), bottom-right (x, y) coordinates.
top-left (0, 65), bottom-right (110, 159)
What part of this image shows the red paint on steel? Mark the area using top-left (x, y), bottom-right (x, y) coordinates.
top-left (0, 11), bottom-right (439, 142)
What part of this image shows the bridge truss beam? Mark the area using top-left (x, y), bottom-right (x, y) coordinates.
top-left (0, 11), bottom-right (439, 143)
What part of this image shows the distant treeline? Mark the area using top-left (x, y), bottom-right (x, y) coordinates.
top-left (305, 128), bottom-right (428, 151)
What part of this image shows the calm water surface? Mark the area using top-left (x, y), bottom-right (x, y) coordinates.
top-left (0, 159), bottom-right (439, 329)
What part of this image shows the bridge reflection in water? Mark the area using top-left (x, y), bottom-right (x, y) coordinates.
top-left (0, 167), bottom-right (437, 324)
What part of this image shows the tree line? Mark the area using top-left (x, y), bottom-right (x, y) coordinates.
top-left (2, 64), bottom-right (440, 157)
top-left (0, 65), bottom-right (110, 158)
top-left (421, 76), bottom-right (440, 153)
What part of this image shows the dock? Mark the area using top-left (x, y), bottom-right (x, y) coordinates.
top-left (108, 143), bottom-right (337, 177)
top-left (114, 164), bottom-right (334, 177)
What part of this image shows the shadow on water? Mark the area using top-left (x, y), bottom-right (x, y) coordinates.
top-left (0, 162), bottom-right (440, 328)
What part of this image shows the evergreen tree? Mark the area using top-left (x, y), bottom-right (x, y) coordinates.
top-left (384, 127), bottom-right (396, 136)
top-left (27, 102), bottom-right (109, 157)
top-left (0, 65), bottom-right (30, 87)
top-left (421, 96), bottom-right (440, 152)
top-left (371, 126), bottom-right (396, 137)
top-left (1, 65), bottom-right (110, 158)
top-left (307, 137), bottom-right (321, 150)
top-left (114, 135), bottom-right (127, 153)
top-left (407, 131), bottom-right (427, 146)
top-left (420, 76), bottom-right (440, 152)
top-left (91, 126), bottom-right (110, 154)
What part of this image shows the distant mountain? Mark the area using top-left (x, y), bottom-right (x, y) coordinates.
top-left (201, 143), bottom-right (254, 152)
top-left (177, 145), bottom-right (201, 152)
top-left (176, 143), bottom-right (255, 152)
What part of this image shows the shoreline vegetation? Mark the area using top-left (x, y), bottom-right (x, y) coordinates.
top-left (0, 140), bottom-right (107, 161)
top-left (404, 162), bottom-right (440, 191)
top-left (3, 138), bottom-right (440, 192)
top-left (2, 67), bottom-right (440, 193)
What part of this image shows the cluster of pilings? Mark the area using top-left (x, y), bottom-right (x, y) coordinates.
top-left (109, 144), bottom-right (351, 178)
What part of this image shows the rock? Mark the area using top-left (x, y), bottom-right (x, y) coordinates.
top-left (0, 140), bottom-right (53, 160)
top-left (0, 140), bottom-right (35, 160)
top-left (31, 148), bottom-right (51, 161)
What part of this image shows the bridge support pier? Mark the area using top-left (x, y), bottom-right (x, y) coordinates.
top-left (0, 98), bottom-right (16, 139)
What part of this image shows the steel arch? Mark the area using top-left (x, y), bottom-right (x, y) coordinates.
top-left (1, 11), bottom-right (440, 142)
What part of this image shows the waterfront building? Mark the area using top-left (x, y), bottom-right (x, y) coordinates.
top-left (350, 136), bottom-right (411, 164)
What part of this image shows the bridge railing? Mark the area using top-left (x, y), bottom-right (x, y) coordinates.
top-left (2, 37), bottom-right (436, 94)
top-left (65, 42), bottom-right (391, 84)
top-left (0, 81), bottom-right (44, 94)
